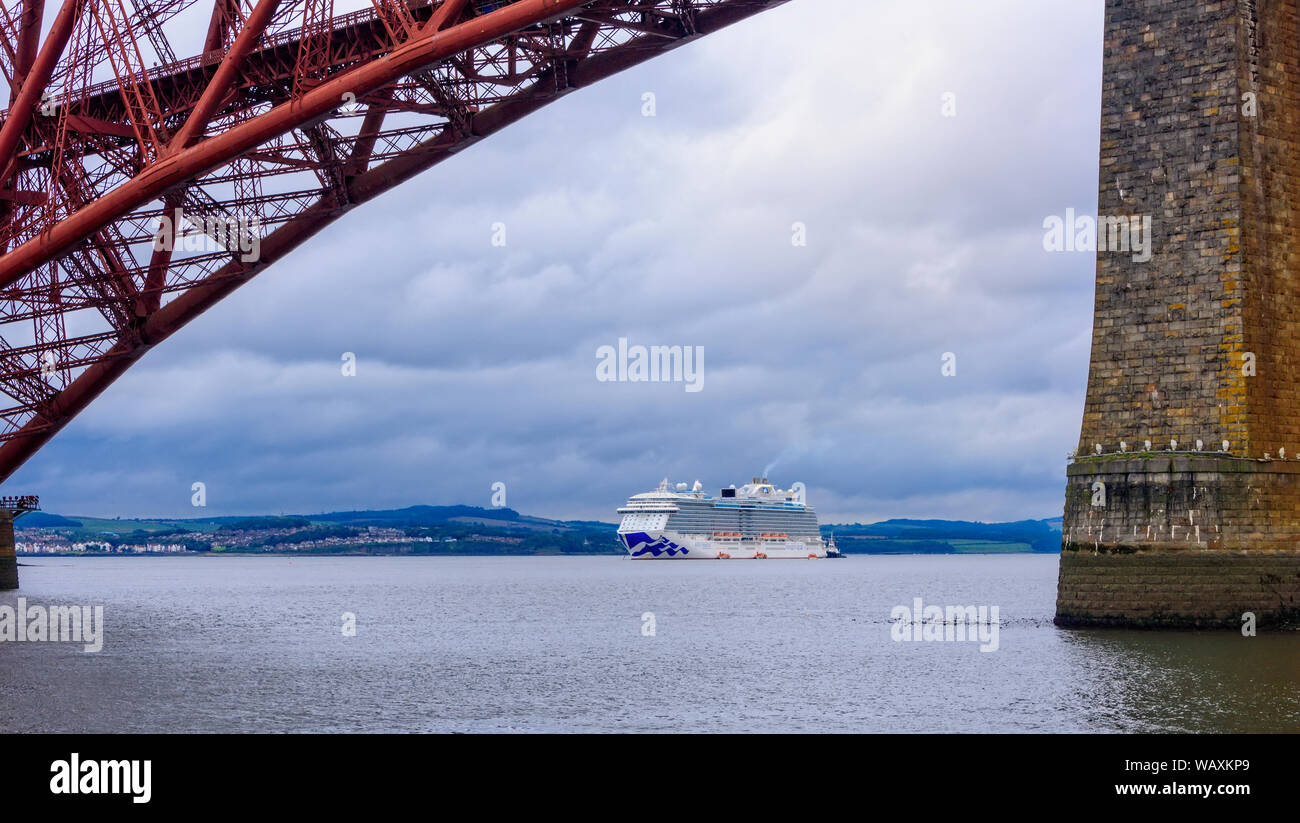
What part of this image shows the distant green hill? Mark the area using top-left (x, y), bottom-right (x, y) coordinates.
top-left (311, 504), bottom-right (523, 527)
top-left (16, 504), bottom-right (620, 556)
top-left (17, 512), bottom-right (83, 528)
top-left (823, 518), bottom-right (1061, 554)
top-left (20, 505), bottom-right (540, 534)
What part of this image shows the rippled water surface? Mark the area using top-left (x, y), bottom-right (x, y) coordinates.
top-left (2, 555), bottom-right (1298, 732)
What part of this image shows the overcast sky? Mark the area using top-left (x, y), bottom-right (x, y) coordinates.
top-left (10, 0), bottom-right (1105, 523)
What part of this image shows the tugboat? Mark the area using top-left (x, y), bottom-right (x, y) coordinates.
top-left (825, 533), bottom-right (845, 558)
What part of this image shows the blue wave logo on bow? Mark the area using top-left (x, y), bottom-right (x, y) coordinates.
top-left (622, 532), bottom-right (689, 557)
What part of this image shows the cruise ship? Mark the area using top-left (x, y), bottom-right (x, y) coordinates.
top-left (617, 477), bottom-right (829, 558)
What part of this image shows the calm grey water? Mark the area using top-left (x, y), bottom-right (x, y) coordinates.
top-left (2, 554), bottom-right (1298, 733)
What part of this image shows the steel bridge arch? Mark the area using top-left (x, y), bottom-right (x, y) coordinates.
top-left (0, 0), bottom-right (788, 485)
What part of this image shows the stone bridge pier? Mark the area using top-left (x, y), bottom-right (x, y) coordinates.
top-left (1, 510), bottom-right (17, 590)
top-left (1057, 0), bottom-right (1300, 627)
top-left (0, 498), bottom-right (38, 589)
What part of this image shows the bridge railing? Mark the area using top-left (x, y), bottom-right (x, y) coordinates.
top-left (76, 0), bottom-right (458, 102)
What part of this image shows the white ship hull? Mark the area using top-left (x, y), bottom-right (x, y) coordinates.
top-left (619, 530), bottom-right (827, 559)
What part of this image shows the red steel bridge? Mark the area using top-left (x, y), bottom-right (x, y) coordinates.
top-left (0, 0), bottom-right (787, 486)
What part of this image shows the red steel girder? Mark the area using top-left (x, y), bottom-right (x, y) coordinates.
top-left (0, 0), bottom-right (79, 181)
top-left (170, 0), bottom-right (284, 152)
top-left (0, 0), bottom-right (790, 484)
top-left (0, 0), bottom-right (592, 285)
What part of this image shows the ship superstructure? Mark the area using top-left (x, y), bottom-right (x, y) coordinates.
top-left (617, 477), bottom-right (826, 558)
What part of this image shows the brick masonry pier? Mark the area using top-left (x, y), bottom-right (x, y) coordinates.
top-left (1058, 0), bottom-right (1300, 627)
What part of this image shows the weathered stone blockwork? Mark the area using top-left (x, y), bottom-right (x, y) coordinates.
top-left (1059, 0), bottom-right (1300, 626)
top-left (1056, 550), bottom-right (1300, 628)
top-left (0, 512), bottom-right (16, 590)
top-left (1061, 457), bottom-right (1300, 626)
top-left (1064, 456), bottom-right (1300, 552)
top-left (1079, 0), bottom-right (1248, 452)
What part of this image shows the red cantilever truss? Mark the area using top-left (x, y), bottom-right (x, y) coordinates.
top-left (0, 0), bottom-right (788, 484)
